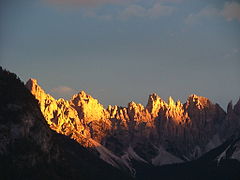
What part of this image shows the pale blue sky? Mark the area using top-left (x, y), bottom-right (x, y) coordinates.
top-left (1, 0), bottom-right (240, 108)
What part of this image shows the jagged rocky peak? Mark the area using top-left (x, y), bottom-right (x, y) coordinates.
top-left (26, 78), bottom-right (56, 115)
top-left (26, 78), bottom-right (57, 110)
top-left (25, 79), bottom-right (95, 146)
top-left (107, 105), bottom-right (129, 122)
top-left (24, 77), bottom-right (240, 170)
top-left (57, 97), bottom-right (67, 104)
top-left (185, 94), bottom-right (212, 109)
top-left (107, 104), bottom-right (118, 116)
top-left (70, 90), bottom-right (91, 104)
top-left (77, 90), bottom-right (89, 98)
top-left (127, 101), bottom-right (152, 122)
top-left (1, 69), bottom-right (131, 180)
top-left (70, 90), bottom-right (104, 110)
top-left (185, 94), bottom-right (226, 120)
top-left (146, 93), bottom-right (165, 117)
top-left (227, 100), bottom-right (233, 113)
top-left (128, 101), bottom-right (145, 110)
top-left (148, 92), bottom-right (161, 101)
top-left (26, 77), bottom-right (38, 84)
top-left (234, 98), bottom-right (240, 115)
top-left (26, 78), bottom-right (46, 98)
top-left (168, 96), bottom-right (176, 108)
top-left (107, 104), bottom-right (117, 112)
top-left (26, 78), bottom-right (42, 92)
top-left (70, 90), bottom-right (109, 123)
top-left (164, 97), bottom-right (187, 121)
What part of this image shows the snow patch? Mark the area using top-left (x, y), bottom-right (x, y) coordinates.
top-left (205, 134), bottom-right (222, 152)
top-left (121, 153), bottom-right (136, 176)
top-left (152, 146), bottom-right (182, 166)
top-left (231, 146), bottom-right (240, 161)
top-left (126, 146), bottom-right (149, 164)
top-left (90, 139), bottom-right (124, 168)
top-left (229, 140), bottom-right (240, 161)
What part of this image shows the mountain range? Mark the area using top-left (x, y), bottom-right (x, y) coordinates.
top-left (0, 67), bottom-right (240, 179)
top-left (0, 67), bottom-right (131, 180)
top-left (26, 77), bottom-right (240, 170)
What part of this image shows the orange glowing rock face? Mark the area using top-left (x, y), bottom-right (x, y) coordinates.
top-left (186, 94), bottom-right (211, 110)
top-left (25, 78), bottom-right (226, 153)
top-left (164, 97), bottom-right (189, 124)
top-left (24, 78), bottom-right (240, 167)
top-left (70, 91), bottom-right (109, 123)
top-left (146, 93), bottom-right (166, 118)
top-left (26, 79), bottom-right (92, 146)
top-left (26, 79), bottom-right (185, 143)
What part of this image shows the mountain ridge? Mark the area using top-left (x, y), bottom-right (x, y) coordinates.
top-left (0, 67), bottom-right (132, 180)
top-left (1, 68), bottom-right (240, 179)
top-left (26, 78), bottom-right (240, 172)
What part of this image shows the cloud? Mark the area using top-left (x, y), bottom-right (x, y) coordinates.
top-left (148, 3), bottom-right (175, 18)
top-left (184, 7), bottom-right (219, 24)
top-left (83, 10), bottom-right (113, 20)
top-left (51, 86), bottom-right (76, 98)
top-left (119, 3), bottom-right (174, 19)
top-left (45, 0), bottom-right (177, 20)
top-left (185, 1), bottom-right (240, 24)
top-left (46, 0), bottom-right (130, 7)
top-left (222, 1), bottom-right (240, 21)
top-left (119, 4), bottom-right (145, 19)
top-left (81, 2), bottom-right (175, 20)
top-left (46, 0), bottom-right (183, 7)
top-left (224, 48), bottom-right (240, 58)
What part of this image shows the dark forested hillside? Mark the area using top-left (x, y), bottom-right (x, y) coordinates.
top-left (0, 67), bottom-right (132, 180)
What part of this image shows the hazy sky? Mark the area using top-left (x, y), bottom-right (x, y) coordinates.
top-left (1, 0), bottom-right (240, 108)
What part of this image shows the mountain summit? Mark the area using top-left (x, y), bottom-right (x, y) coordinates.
top-left (0, 70), bottom-right (240, 179)
top-left (25, 78), bottom-right (240, 172)
top-left (0, 68), bottom-right (132, 180)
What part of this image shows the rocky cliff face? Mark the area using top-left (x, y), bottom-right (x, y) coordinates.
top-left (26, 78), bottom-right (240, 170)
top-left (26, 79), bottom-right (92, 146)
top-left (0, 68), bottom-right (132, 180)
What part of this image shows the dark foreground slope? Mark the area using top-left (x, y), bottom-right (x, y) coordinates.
top-left (1, 67), bottom-right (240, 180)
top-left (135, 136), bottom-right (240, 180)
top-left (0, 67), bottom-right (132, 180)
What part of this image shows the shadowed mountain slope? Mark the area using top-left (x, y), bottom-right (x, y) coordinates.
top-left (25, 77), bottom-right (240, 172)
top-left (0, 67), bottom-right (132, 180)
